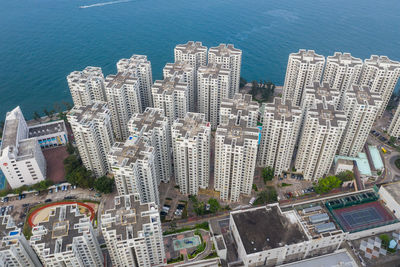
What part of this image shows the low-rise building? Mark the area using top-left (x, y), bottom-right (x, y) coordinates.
top-left (101, 194), bottom-right (165, 267)
top-left (28, 120), bottom-right (68, 148)
top-left (30, 204), bottom-right (103, 267)
top-left (0, 215), bottom-right (42, 267)
top-left (379, 182), bottom-right (400, 219)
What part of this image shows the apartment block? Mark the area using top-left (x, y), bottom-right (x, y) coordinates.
top-left (360, 55), bottom-right (400, 116)
top-left (117, 55), bottom-right (153, 110)
top-left (220, 93), bottom-right (259, 127)
top-left (163, 61), bottom-right (196, 112)
top-left (283, 49), bottom-right (325, 106)
top-left (128, 108), bottom-right (172, 183)
top-left (323, 52), bottom-right (363, 106)
top-left (339, 85), bottom-right (382, 156)
top-left (171, 113), bottom-right (211, 195)
top-left (208, 44), bottom-right (242, 98)
top-left (108, 137), bottom-right (159, 205)
top-left (0, 107), bottom-right (46, 188)
top-left (301, 82), bottom-right (341, 111)
top-left (214, 118), bottom-right (259, 202)
top-left (388, 104), bottom-right (400, 137)
top-left (101, 194), bottom-right (165, 267)
top-left (0, 215), bottom-right (42, 267)
top-left (30, 205), bottom-right (103, 267)
top-left (295, 103), bottom-right (347, 180)
top-left (67, 66), bottom-right (106, 107)
top-left (67, 102), bottom-right (114, 177)
top-left (197, 63), bottom-right (231, 129)
top-left (258, 98), bottom-right (302, 176)
top-left (105, 71), bottom-right (141, 140)
top-left (174, 41), bottom-right (207, 71)
top-left (152, 77), bottom-right (188, 123)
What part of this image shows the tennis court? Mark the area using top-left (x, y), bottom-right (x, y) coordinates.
top-left (331, 201), bottom-right (395, 232)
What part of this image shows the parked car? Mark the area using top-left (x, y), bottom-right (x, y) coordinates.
top-left (21, 194), bottom-right (26, 199)
top-left (48, 189), bottom-right (53, 194)
top-left (45, 199), bottom-right (52, 203)
top-left (3, 197), bottom-right (8, 203)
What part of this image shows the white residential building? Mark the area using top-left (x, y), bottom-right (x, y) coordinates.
top-left (67, 66), bottom-right (106, 107)
top-left (208, 44), bottom-right (242, 98)
top-left (197, 63), bottom-right (231, 129)
top-left (128, 108), bottom-right (172, 183)
top-left (171, 113), bottom-right (211, 195)
top-left (105, 71), bottom-right (141, 140)
top-left (30, 205), bottom-right (103, 267)
top-left (101, 194), bottom-right (165, 267)
top-left (0, 215), bottom-right (42, 267)
top-left (0, 107), bottom-right (46, 188)
top-left (301, 82), bottom-right (341, 111)
top-left (108, 137), bottom-right (159, 205)
top-left (152, 77), bottom-right (188, 122)
top-left (295, 103), bottom-right (347, 180)
top-left (323, 52), bottom-right (363, 106)
top-left (283, 49), bottom-right (325, 106)
top-left (258, 98), bottom-right (302, 176)
top-left (339, 85), bottom-right (382, 156)
top-left (67, 102), bottom-right (114, 177)
top-left (214, 118), bottom-right (259, 202)
top-left (117, 55), bottom-right (153, 110)
top-left (220, 93), bottom-right (259, 127)
top-left (28, 120), bottom-right (68, 148)
top-left (388, 104), bottom-right (400, 137)
top-left (174, 41), bottom-right (207, 71)
top-left (360, 55), bottom-right (400, 116)
top-left (163, 61), bottom-right (196, 112)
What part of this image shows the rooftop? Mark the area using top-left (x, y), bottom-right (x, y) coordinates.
top-left (67, 102), bottom-right (110, 125)
top-left (347, 84), bottom-right (382, 107)
top-left (307, 103), bottom-right (346, 128)
top-left (163, 61), bottom-right (194, 77)
top-left (152, 76), bottom-right (187, 95)
top-left (175, 41), bottom-right (207, 54)
top-left (102, 194), bottom-right (158, 241)
top-left (232, 205), bottom-right (308, 254)
top-left (128, 107), bottom-right (168, 136)
top-left (30, 205), bottom-right (90, 255)
top-left (105, 71), bottom-right (138, 90)
top-left (172, 113), bottom-right (210, 140)
top-left (0, 215), bottom-right (20, 250)
top-left (327, 52), bottom-right (363, 68)
top-left (365, 55), bottom-right (400, 71)
top-left (278, 249), bottom-right (357, 267)
top-left (221, 94), bottom-right (259, 117)
top-left (381, 182), bottom-right (400, 204)
top-left (368, 145), bottom-right (384, 170)
top-left (117, 55), bottom-right (150, 72)
top-left (305, 82), bottom-right (340, 104)
top-left (1, 106), bottom-right (26, 151)
top-left (335, 153), bottom-right (372, 176)
top-left (216, 118), bottom-right (259, 146)
top-left (263, 97), bottom-right (301, 122)
top-left (197, 63), bottom-right (230, 79)
top-left (208, 43), bottom-right (242, 57)
top-left (67, 66), bottom-right (104, 85)
top-left (28, 121), bottom-right (67, 138)
top-left (109, 137), bottom-right (153, 167)
top-left (290, 49), bottom-right (325, 64)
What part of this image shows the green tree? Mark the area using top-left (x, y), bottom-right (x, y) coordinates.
top-left (380, 234), bottom-right (390, 248)
top-left (207, 198), bottom-right (220, 213)
top-left (262, 166), bottom-right (274, 183)
top-left (33, 111), bottom-right (41, 121)
top-left (336, 171), bottom-right (355, 182)
top-left (254, 187), bottom-right (277, 205)
top-left (314, 176), bottom-right (342, 194)
top-left (57, 111), bottom-right (67, 122)
top-left (94, 176), bottom-right (114, 194)
top-left (239, 77), bottom-right (247, 88)
top-left (389, 136), bottom-right (397, 146)
top-left (43, 108), bottom-right (50, 117)
top-left (66, 142), bottom-right (75, 155)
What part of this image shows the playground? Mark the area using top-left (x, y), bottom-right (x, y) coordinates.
top-left (28, 201), bottom-right (97, 227)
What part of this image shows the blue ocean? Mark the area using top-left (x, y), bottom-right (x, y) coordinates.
top-left (0, 0), bottom-right (399, 119)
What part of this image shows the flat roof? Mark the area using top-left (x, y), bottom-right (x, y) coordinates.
top-left (381, 182), bottom-right (400, 204)
top-left (28, 121), bottom-right (66, 138)
top-left (335, 153), bottom-right (372, 176)
top-left (368, 146), bottom-right (384, 170)
top-left (278, 249), bottom-right (357, 267)
top-left (232, 206), bottom-right (308, 254)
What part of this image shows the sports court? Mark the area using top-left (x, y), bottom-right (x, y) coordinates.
top-left (173, 236), bottom-right (201, 251)
top-left (331, 201), bottom-right (395, 232)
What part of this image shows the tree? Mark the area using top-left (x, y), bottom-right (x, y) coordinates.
top-left (254, 187), bottom-right (277, 205)
top-left (66, 142), bottom-right (75, 155)
top-left (262, 166), bottom-right (274, 183)
top-left (207, 198), bottom-right (220, 213)
top-left (389, 136), bottom-right (397, 147)
top-left (314, 176), bottom-right (342, 194)
top-left (239, 77), bottom-right (247, 88)
top-left (336, 171), bottom-right (355, 182)
top-left (43, 108), bottom-right (50, 117)
top-left (57, 111), bottom-right (67, 122)
top-left (94, 176), bottom-right (114, 194)
top-left (62, 101), bottom-right (73, 111)
top-left (33, 111), bottom-right (41, 121)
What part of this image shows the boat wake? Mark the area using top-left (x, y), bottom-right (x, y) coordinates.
top-left (80, 0), bottom-right (132, 9)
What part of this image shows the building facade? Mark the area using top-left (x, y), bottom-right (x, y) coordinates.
top-left (67, 66), bottom-right (106, 107)
top-left (214, 118), bottom-right (259, 202)
top-left (220, 94), bottom-right (259, 127)
top-left (171, 113), bottom-right (211, 195)
top-left (128, 108), bottom-right (172, 183)
top-left (30, 205), bottom-right (103, 267)
top-left (258, 98), bottom-right (302, 176)
top-left (67, 102), bottom-right (114, 177)
top-left (101, 194), bottom-right (165, 267)
top-left (105, 71), bottom-right (141, 140)
top-left (197, 63), bottom-right (231, 129)
top-left (163, 61), bottom-right (196, 112)
top-left (117, 55), bottom-right (153, 110)
top-left (0, 215), bottom-right (42, 267)
top-left (0, 107), bottom-right (46, 188)
top-left (360, 55), bottom-right (400, 116)
top-left (295, 103), bottom-right (347, 180)
top-left (208, 44), bottom-right (242, 98)
top-left (388, 104), bottom-right (400, 137)
top-left (108, 137), bottom-right (159, 205)
top-left (339, 85), bottom-right (382, 156)
top-left (283, 50), bottom-right (325, 106)
top-left (152, 77), bottom-right (188, 123)
top-left (322, 52), bottom-right (363, 106)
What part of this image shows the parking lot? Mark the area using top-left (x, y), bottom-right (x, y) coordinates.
top-left (274, 173), bottom-right (313, 200)
top-left (0, 186), bottom-right (100, 227)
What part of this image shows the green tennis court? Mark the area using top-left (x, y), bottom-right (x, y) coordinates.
top-left (173, 236), bottom-right (201, 251)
